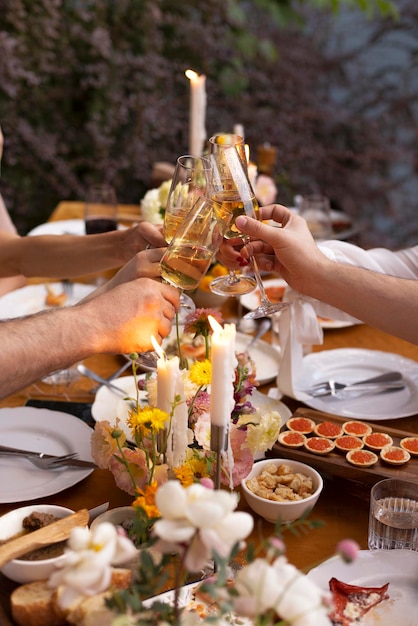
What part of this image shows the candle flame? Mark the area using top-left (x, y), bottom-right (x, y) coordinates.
top-left (185, 69), bottom-right (198, 81)
top-left (151, 335), bottom-right (165, 359)
top-left (208, 315), bottom-right (223, 333)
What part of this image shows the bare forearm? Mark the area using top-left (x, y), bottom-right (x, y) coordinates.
top-left (0, 306), bottom-right (98, 398)
top-left (308, 258), bottom-right (418, 344)
top-left (0, 232), bottom-right (131, 278)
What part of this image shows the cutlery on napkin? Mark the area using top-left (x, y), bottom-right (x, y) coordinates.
top-left (0, 509), bottom-right (89, 568)
top-left (305, 371), bottom-right (404, 397)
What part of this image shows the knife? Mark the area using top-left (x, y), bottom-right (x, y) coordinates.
top-left (0, 445), bottom-right (97, 469)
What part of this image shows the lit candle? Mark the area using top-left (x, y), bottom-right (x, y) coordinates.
top-left (185, 69), bottom-right (206, 156)
top-left (208, 316), bottom-right (237, 427)
top-left (152, 336), bottom-right (188, 469)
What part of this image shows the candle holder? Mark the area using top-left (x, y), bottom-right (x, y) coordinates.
top-left (210, 424), bottom-right (228, 490)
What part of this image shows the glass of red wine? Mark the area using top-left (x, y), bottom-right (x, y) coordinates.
top-left (84, 184), bottom-right (118, 234)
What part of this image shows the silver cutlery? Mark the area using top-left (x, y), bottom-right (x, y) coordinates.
top-left (0, 445), bottom-right (97, 469)
top-left (305, 371), bottom-right (404, 397)
top-left (77, 364), bottom-right (137, 408)
top-left (89, 360), bottom-right (133, 393)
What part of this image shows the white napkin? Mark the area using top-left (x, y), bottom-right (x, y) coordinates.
top-left (277, 296), bottom-right (323, 398)
top-left (275, 240), bottom-right (418, 398)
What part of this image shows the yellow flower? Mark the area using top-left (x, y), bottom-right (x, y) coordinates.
top-left (133, 482), bottom-right (160, 519)
top-left (189, 359), bottom-right (211, 386)
top-left (175, 457), bottom-right (210, 486)
top-left (128, 406), bottom-right (168, 435)
top-left (210, 263), bottom-right (228, 278)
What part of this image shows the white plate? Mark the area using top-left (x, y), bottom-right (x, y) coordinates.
top-left (236, 331), bottom-right (279, 385)
top-left (0, 282), bottom-right (95, 319)
top-left (0, 407), bottom-right (94, 503)
top-left (28, 219), bottom-right (86, 236)
top-left (91, 377), bottom-right (291, 442)
top-left (308, 549), bottom-right (418, 625)
top-left (294, 348), bottom-right (418, 420)
top-left (240, 278), bottom-right (355, 330)
top-left (91, 375), bottom-right (148, 441)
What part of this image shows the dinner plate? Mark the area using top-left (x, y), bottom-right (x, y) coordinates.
top-left (308, 549), bottom-right (418, 624)
top-left (0, 407), bottom-right (94, 503)
top-left (294, 348), bottom-right (418, 420)
top-left (0, 282), bottom-right (95, 319)
top-left (239, 278), bottom-right (355, 330)
top-left (91, 376), bottom-right (291, 442)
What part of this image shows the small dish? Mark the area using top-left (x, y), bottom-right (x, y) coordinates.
top-left (241, 458), bottom-right (323, 524)
top-left (0, 504), bottom-right (74, 583)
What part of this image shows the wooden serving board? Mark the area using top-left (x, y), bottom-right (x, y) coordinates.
top-left (267, 408), bottom-right (418, 487)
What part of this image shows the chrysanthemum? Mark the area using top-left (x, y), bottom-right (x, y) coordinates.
top-left (183, 308), bottom-right (223, 336)
top-left (128, 406), bottom-right (168, 434)
top-left (189, 359), bottom-right (211, 386)
top-left (133, 482), bottom-right (160, 519)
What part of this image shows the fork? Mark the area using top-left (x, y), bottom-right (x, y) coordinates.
top-left (305, 371), bottom-right (403, 397)
top-left (0, 446), bottom-right (78, 470)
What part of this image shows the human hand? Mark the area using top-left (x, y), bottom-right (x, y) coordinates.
top-left (85, 277), bottom-right (179, 353)
top-left (119, 222), bottom-right (166, 263)
top-left (235, 204), bottom-right (328, 294)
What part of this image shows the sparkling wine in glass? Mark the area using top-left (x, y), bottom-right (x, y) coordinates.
top-left (84, 184), bottom-right (118, 234)
top-left (161, 196), bottom-right (230, 294)
top-left (163, 155), bottom-right (213, 322)
top-left (208, 134), bottom-right (288, 319)
top-left (208, 133), bottom-right (257, 296)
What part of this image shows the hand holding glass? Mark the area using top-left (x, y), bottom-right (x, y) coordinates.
top-left (161, 196), bottom-right (230, 293)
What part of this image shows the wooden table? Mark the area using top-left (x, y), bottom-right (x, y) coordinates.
top-left (0, 204), bottom-right (417, 623)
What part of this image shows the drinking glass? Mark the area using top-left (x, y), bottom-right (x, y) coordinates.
top-left (208, 133), bottom-right (288, 319)
top-left (84, 184), bottom-right (118, 234)
top-left (298, 194), bottom-right (332, 240)
top-left (368, 478), bottom-right (418, 551)
top-left (163, 155), bottom-right (213, 322)
top-left (163, 155), bottom-right (213, 243)
top-left (161, 196), bottom-right (230, 294)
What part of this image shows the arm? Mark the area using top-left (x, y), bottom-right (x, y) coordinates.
top-left (0, 222), bottom-right (166, 279)
top-left (0, 277), bottom-right (179, 399)
top-left (235, 205), bottom-right (418, 345)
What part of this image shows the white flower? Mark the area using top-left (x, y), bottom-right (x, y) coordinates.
top-left (140, 179), bottom-right (172, 224)
top-left (49, 522), bottom-right (138, 609)
top-left (241, 409), bottom-right (282, 455)
top-left (232, 556), bottom-right (331, 625)
top-left (152, 480), bottom-right (253, 572)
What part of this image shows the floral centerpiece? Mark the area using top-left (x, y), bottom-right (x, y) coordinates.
top-left (91, 308), bottom-right (282, 501)
top-left (45, 477), bottom-right (359, 626)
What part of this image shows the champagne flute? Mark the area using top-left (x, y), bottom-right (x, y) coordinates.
top-left (164, 155), bottom-right (213, 322)
top-left (161, 196), bottom-right (231, 296)
top-left (208, 134), bottom-right (288, 319)
top-left (208, 133), bottom-right (257, 296)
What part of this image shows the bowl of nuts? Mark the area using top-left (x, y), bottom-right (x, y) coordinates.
top-left (241, 459), bottom-right (323, 524)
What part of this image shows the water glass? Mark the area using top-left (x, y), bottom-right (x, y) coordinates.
top-left (160, 196), bottom-right (230, 292)
top-left (368, 478), bottom-right (418, 551)
top-left (298, 194), bottom-right (332, 240)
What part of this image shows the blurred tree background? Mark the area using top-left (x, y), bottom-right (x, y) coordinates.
top-left (1, 0), bottom-right (417, 248)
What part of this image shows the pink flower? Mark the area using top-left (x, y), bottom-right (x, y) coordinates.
top-left (254, 174), bottom-right (277, 206)
top-left (336, 539), bottom-right (360, 563)
top-left (90, 420), bottom-right (124, 469)
top-left (109, 447), bottom-right (149, 495)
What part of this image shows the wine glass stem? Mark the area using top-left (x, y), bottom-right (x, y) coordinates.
top-left (250, 255), bottom-right (270, 306)
top-left (227, 270), bottom-right (241, 285)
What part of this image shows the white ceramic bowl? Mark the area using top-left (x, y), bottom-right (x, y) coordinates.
top-left (90, 506), bottom-right (136, 531)
top-left (0, 504), bottom-right (74, 583)
top-left (241, 458), bottom-right (323, 524)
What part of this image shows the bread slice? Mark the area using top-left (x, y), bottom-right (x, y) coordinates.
top-left (10, 580), bottom-right (67, 626)
top-left (10, 568), bottom-right (132, 626)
